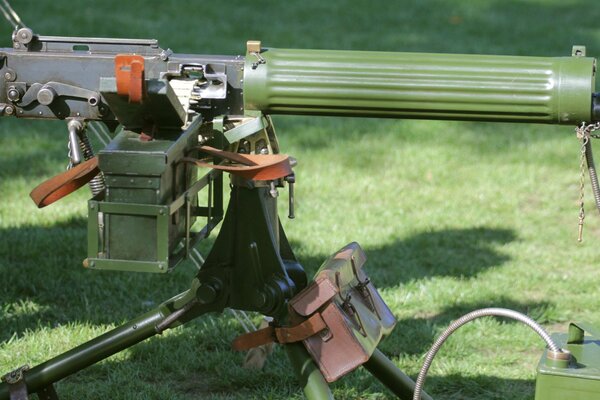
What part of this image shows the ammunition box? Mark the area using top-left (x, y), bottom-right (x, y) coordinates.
top-left (86, 127), bottom-right (197, 273)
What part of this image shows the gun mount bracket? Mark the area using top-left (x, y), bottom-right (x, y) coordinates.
top-left (572, 45), bottom-right (587, 57)
top-left (247, 40), bottom-right (266, 69)
top-left (1, 365), bottom-right (29, 400)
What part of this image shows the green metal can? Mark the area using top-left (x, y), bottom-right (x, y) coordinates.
top-left (535, 322), bottom-right (600, 399)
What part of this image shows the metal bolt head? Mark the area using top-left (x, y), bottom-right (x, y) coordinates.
top-left (4, 70), bottom-right (15, 81)
top-left (16, 28), bottom-right (33, 44)
top-left (37, 86), bottom-right (57, 106)
top-left (197, 283), bottom-right (218, 304)
top-left (88, 96), bottom-right (99, 106)
top-left (5, 106), bottom-right (14, 115)
top-left (253, 291), bottom-right (267, 308)
top-left (7, 87), bottom-right (20, 102)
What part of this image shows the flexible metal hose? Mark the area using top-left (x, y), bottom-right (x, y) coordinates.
top-left (584, 139), bottom-right (600, 214)
top-left (412, 307), bottom-right (561, 400)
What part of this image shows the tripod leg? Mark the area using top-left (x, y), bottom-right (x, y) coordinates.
top-left (0, 290), bottom-right (214, 400)
top-left (363, 348), bottom-right (433, 400)
top-left (285, 343), bottom-right (334, 400)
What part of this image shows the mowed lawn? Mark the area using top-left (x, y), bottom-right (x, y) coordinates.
top-left (2, 1), bottom-right (600, 399)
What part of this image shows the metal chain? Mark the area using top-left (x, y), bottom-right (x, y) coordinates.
top-left (576, 123), bottom-right (590, 241)
top-left (575, 122), bottom-right (600, 241)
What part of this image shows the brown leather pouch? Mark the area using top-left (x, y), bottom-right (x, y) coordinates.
top-left (290, 242), bottom-right (396, 381)
top-left (232, 242), bottom-right (396, 382)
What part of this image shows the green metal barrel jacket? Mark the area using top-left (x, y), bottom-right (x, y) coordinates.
top-left (243, 46), bottom-right (596, 124)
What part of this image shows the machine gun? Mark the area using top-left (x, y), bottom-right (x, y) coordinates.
top-left (2, 25), bottom-right (600, 400)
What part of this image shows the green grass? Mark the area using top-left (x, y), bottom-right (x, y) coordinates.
top-left (2, 0), bottom-right (600, 399)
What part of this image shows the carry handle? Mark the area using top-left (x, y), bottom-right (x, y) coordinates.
top-left (567, 322), bottom-right (600, 344)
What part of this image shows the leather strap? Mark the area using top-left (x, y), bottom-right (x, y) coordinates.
top-left (183, 145), bottom-right (293, 181)
top-left (232, 326), bottom-right (276, 351)
top-left (232, 313), bottom-right (327, 351)
top-left (30, 157), bottom-right (100, 208)
top-left (199, 146), bottom-right (258, 166)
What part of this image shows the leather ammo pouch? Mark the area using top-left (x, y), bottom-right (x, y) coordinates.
top-left (232, 242), bottom-right (396, 382)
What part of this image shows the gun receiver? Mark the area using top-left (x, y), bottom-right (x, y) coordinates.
top-left (0, 28), bottom-right (244, 129)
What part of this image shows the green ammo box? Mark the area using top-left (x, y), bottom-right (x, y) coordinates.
top-left (535, 322), bottom-right (600, 399)
top-left (86, 126), bottom-right (198, 273)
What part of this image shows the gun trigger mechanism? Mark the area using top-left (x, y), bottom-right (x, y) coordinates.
top-left (17, 82), bottom-right (101, 108)
top-left (115, 54), bottom-right (145, 103)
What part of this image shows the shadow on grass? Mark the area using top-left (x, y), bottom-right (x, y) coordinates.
top-left (293, 226), bottom-right (517, 287)
top-left (1, 223), bottom-right (516, 340)
top-left (422, 374), bottom-right (534, 400)
top-left (379, 296), bottom-right (556, 358)
top-left (43, 317), bottom-right (300, 400)
top-left (0, 217), bottom-right (214, 343)
top-left (1, 223), bottom-right (516, 341)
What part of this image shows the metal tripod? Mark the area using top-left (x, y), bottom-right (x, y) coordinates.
top-left (0, 180), bottom-right (431, 400)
